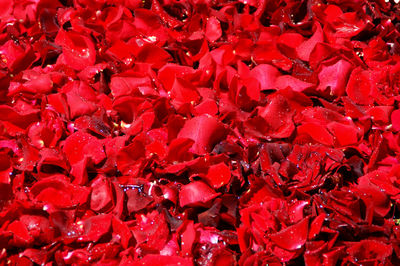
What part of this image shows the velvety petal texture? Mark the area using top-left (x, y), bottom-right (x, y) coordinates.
top-left (1, 0), bottom-right (400, 265)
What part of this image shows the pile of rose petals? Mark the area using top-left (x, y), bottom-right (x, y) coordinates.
top-left (2, 0), bottom-right (400, 264)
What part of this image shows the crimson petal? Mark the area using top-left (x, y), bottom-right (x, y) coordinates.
top-left (179, 181), bottom-right (219, 207)
top-left (269, 217), bottom-right (310, 251)
top-left (177, 115), bottom-right (227, 155)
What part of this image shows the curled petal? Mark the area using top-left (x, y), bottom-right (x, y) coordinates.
top-left (269, 217), bottom-right (309, 251)
top-left (179, 181), bottom-right (219, 207)
top-left (55, 30), bottom-right (96, 71)
top-left (177, 115), bottom-right (227, 155)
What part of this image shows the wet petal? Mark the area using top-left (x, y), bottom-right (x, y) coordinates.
top-left (179, 181), bottom-right (219, 207)
top-left (269, 217), bottom-right (309, 250)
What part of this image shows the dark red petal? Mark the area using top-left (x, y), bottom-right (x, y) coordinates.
top-left (79, 214), bottom-right (112, 243)
top-left (126, 187), bottom-right (153, 213)
top-left (347, 240), bottom-right (392, 262)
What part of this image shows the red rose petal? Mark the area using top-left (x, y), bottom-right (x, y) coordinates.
top-left (167, 138), bottom-right (195, 162)
top-left (63, 131), bottom-right (105, 165)
top-left (90, 176), bottom-right (113, 212)
top-left (275, 75), bottom-right (314, 92)
top-left (136, 43), bottom-right (172, 69)
top-left (0, 40), bottom-right (36, 73)
top-left (194, 99), bottom-right (218, 116)
top-left (55, 30), bottom-right (96, 71)
top-left (1, 0), bottom-right (400, 264)
top-left (179, 181), bottom-right (219, 207)
top-left (7, 221), bottom-right (34, 246)
top-left (327, 122), bottom-right (359, 147)
top-left (368, 106), bottom-right (393, 125)
top-left (317, 59), bottom-right (353, 97)
top-left (133, 255), bottom-right (193, 266)
top-left (30, 175), bottom-right (90, 208)
top-left (116, 138), bottom-right (145, 174)
top-left (297, 123), bottom-right (334, 146)
top-left (346, 68), bottom-right (374, 106)
top-left (0, 0), bottom-right (12, 19)
top-left (391, 109), bottom-right (400, 131)
top-left (204, 162), bottom-right (231, 189)
top-left (111, 217), bottom-right (133, 249)
top-left (277, 33), bottom-right (305, 59)
top-left (269, 217), bottom-right (310, 251)
top-left (158, 64), bottom-right (199, 92)
top-left (205, 17), bottom-right (222, 43)
top-left (177, 115), bottom-right (227, 155)
top-left (347, 240), bottom-right (392, 262)
top-left (180, 220), bottom-right (196, 256)
top-left (64, 81), bottom-right (97, 119)
top-left (357, 172), bottom-right (391, 217)
top-left (110, 72), bottom-right (152, 98)
top-left (253, 44), bottom-right (292, 71)
top-left (131, 210), bottom-right (169, 250)
top-left (297, 22), bottom-right (324, 62)
top-left (250, 64), bottom-right (280, 91)
top-left (257, 93), bottom-right (295, 138)
top-left (308, 214), bottom-right (326, 240)
top-left (126, 186), bottom-right (153, 213)
top-left (170, 77), bottom-right (200, 108)
top-left (79, 214), bottom-right (112, 243)
top-left (0, 105), bottom-right (39, 130)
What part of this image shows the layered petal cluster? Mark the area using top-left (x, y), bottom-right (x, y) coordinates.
top-left (1, 0), bottom-right (400, 265)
